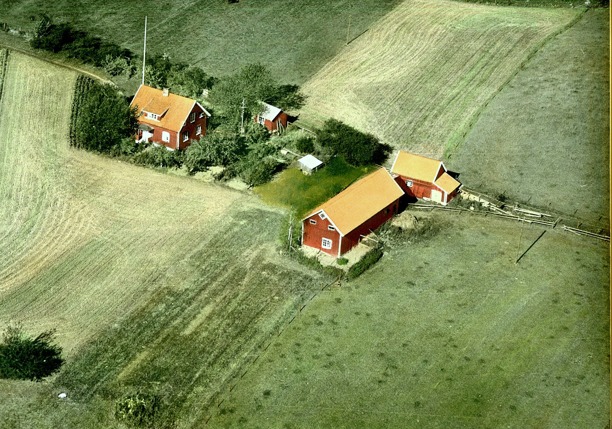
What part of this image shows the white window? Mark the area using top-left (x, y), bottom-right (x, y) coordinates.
top-left (319, 212), bottom-right (326, 220)
top-left (146, 112), bottom-right (159, 120)
top-left (199, 111), bottom-right (205, 118)
top-left (328, 225), bottom-right (335, 231)
top-left (258, 115), bottom-right (265, 126)
top-left (321, 238), bottom-right (332, 250)
top-left (182, 131), bottom-right (189, 142)
top-left (196, 125), bottom-right (202, 136)
top-left (162, 131), bottom-right (170, 142)
top-left (309, 219), bottom-right (317, 225)
top-left (406, 180), bottom-right (413, 187)
top-left (189, 112), bottom-right (196, 123)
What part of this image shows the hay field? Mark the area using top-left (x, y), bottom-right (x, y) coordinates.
top-left (0, 51), bottom-right (330, 428)
top-left (210, 212), bottom-right (610, 428)
top-left (451, 9), bottom-right (609, 226)
top-left (298, 0), bottom-right (580, 156)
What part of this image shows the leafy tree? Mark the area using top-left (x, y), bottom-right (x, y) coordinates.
top-left (208, 63), bottom-right (276, 120)
top-left (316, 119), bottom-right (391, 166)
top-left (294, 135), bottom-right (315, 154)
top-left (266, 84), bottom-right (306, 111)
top-left (168, 66), bottom-right (216, 99)
top-left (236, 153), bottom-right (282, 187)
top-left (144, 53), bottom-right (175, 89)
top-left (133, 145), bottom-right (183, 168)
top-left (0, 324), bottom-right (64, 381)
top-left (73, 82), bottom-right (138, 152)
top-left (184, 129), bottom-right (246, 174)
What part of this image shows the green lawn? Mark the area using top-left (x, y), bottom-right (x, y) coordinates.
top-left (450, 9), bottom-right (609, 228)
top-left (208, 211), bottom-right (610, 428)
top-left (254, 157), bottom-right (376, 217)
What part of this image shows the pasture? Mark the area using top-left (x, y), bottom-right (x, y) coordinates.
top-left (209, 212), bottom-right (610, 428)
top-left (297, 0), bottom-right (580, 156)
top-left (1, 0), bottom-right (401, 86)
top-left (0, 51), bottom-right (331, 428)
top-left (451, 9), bottom-right (609, 227)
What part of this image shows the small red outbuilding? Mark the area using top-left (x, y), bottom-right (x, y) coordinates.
top-left (301, 168), bottom-right (404, 257)
top-left (254, 102), bottom-right (288, 132)
top-left (390, 151), bottom-right (461, 205)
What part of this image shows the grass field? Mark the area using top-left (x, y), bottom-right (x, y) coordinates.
top-left (297, 0), bottom-right (580, 157)
top-left (450, 9), bottom-right (609, 227)
top-left (0, 51), bottom-right (332, 428)
top-left (209, 212), bottom-right (610, 428)
top-left (2, 0), bottom-right (401, 86)
top-left (255, 157), bottom-right (376, 217)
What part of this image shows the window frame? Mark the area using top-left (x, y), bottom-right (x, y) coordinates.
top-left (309, 219), bottom-right (317, 225)
top-left (328, 225), bottom-right (335, 231)
top-left (162, 131), bottom-right (170, 142)
top-left (321, 238), bottom-right (332, 250)
top-left (196, 125), bottom-right (202, 136)
top-left (406, 179), bottom-right (413, 188)
top-left (182, 131), bottom-right (189, 142)
top-left (189, 112), bottom-right (196, 123)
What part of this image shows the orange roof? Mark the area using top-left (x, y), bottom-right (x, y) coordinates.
top-left (305, 168), bottom-right (404, 236)
top-left (390, 151), bottom-right (444, 183)
top-left (434, 172), bottom-right (461, 194)
top-left (130, 85), bottom-right (210, 133)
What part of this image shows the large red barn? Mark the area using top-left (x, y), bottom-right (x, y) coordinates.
top-left (301, 168), bottom-right (404, 257)
top-left (130, 84), bottom-right (211, 150)
top-left (391, 151), bottom-right (461, 205)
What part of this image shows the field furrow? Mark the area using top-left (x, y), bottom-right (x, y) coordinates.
top-left (299, 0), bottom-right (578, 157)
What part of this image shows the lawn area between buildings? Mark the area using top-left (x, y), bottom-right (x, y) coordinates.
top-left (208, 212), bottom-right (610, 429)
top-left (254, 157), bottom-right (376, 217)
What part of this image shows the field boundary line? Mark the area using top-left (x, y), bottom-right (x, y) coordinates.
top-left (445, 7), bottom-right (588, 157)
top-left (0, 42), bottom-right (114, 85)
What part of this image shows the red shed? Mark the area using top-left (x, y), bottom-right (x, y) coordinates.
top-left (254, 102), bottom-right (288, 132)
top-left (391, 151), bottom-right (461, 205)
top-left (130, 84), bottom-right (211, 150)
top-left (301, 168), bottom-right (404, 257)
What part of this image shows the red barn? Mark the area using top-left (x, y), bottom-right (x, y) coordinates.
top-left (254, 102), bottom-right (288, 132)
top-left (391, 151), bottom-right (461, 205)
top-left (130, 84), bottom-right (211, 150)
top-left (301, 168), bottom-right (404, 257)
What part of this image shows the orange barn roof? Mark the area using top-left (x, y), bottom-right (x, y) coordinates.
top-left (390, 151), bottom-right (444, 183)
top-left (434, 172), bottom-right (461, 194)
top-left (306, 168), bottom-right (404, 236)
top-left (130, 85), bottom-right (210, 133)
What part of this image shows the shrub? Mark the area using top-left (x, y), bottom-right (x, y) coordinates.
top-left (0, 324), bottom-right (64, 381)
top-left (184, 130), bottom-right (246, 174)
top-left (347, 246), bottom-right (383, 280)
top-left (295, 135), bottom-right (315, 154)
top-left (133, 145), bottom-right (183, 168)
top-left (238, 155), bottom-right (282, 187)
top-left (115, 391), bottom-right (161, 428)
top-left (316, 119), bottom-right (391, 166)
top-left (336, 257), bottom-right (348, 266)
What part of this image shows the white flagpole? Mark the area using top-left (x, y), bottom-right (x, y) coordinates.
top-left (141, 16), bottom-right (147, 86)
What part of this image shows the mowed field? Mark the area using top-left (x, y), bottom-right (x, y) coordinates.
top-left (298, 0), bottom-right (580, 156)
top-left (451, 9), bottom-right (609, 226)
top-left (210, 212), bottom-right (610, 429)
top-left (0, 51), bottom-right (331, 428)
top-left (2, 0), bottom-right (401, 85)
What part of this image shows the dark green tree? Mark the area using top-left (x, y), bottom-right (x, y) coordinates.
top-left (0, 324), bottom-right (64, 381)
top-left (184, 129), bottom-right (246, 174)
top-left (316, 119), bottom-right (391, 166)
top-left (74, 82), bottom-right (138, 153)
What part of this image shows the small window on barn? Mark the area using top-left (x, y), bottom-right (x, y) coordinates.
top-left (162, 131), bottom-right (170, 142)
top-left (199, 111), bottom-right (205, 118)
top-left (258, 115), bottom-right (265, 126)
top-left (328, 225), bottom-right (335, 231)
top-left (321, 238), bottom-right (332, 249)
top-left (196, 125), bottom-right (202, 136)
top-left (406, 180), bottom-right (413, 187)
top-left (182, 131), bottom-right (189, 142)
top-left (189, 112), bottom-right (196, 123)
top-left (309, 219), bottom-right (317, 225)
top-left (319, 212), bottom-right (326, 220)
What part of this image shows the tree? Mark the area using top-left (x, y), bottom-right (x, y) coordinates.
top-left (0, 324), bottom-right (64, 381)
top-left (316, 119), bottom-right (391, 166)
top-left (73, 82), bottom-right (138, 153)
top-left (208, 63), bottom-right (276, 120)
top-left (184, 129), bottom-right (246, 174)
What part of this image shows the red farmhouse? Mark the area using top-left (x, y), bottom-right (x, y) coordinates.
top-left (391, 151), bottom-right (461, 205)
top-left (302, 168), bottom-right (404, 257)
top-left (130, 84), bottom-right (211, 150)
top-left (254, 102), bottom-right (288, 132)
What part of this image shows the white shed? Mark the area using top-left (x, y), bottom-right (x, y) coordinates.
top-left (298, 154), bottom-right (323, 174)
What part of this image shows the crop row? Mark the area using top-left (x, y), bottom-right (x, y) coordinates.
top-left (68, 74), bottom-right (95, 147)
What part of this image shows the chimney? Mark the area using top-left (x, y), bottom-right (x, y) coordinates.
top-left (162, 88), bottom-right (169, 97)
